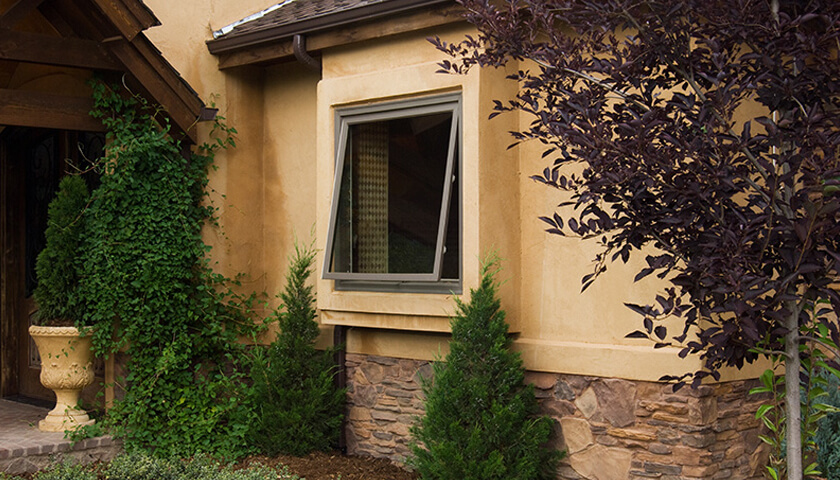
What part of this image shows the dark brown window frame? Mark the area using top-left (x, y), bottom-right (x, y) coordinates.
top-left (322, 94), bottom-right (462, 293)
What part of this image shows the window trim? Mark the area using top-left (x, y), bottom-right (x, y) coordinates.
top-left (322, 93), bottom-right (462, 288)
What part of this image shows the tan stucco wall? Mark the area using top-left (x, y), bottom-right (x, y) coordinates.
top-left (143, 1), bottom-right (276, 300)
top-left (310, 25), bottom-right (728, 381)
top-left (140, 1), bottom-right (764, 383)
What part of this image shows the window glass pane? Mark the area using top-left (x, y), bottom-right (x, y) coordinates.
top-left (330, 112), bottom-right (453, 275)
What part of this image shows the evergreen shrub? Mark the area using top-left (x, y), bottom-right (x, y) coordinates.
top-left (33, 175), bottom-right (89, 325)
top-left (410, 258), bottom-right (561, 480)
top-left (248, 241), bottom-right (345, 455)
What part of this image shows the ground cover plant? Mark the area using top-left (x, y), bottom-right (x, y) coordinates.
top-left (410, 258), bottom-right (560, 480)
top-left (247, 241), bottom-right (344, 455)
top-left (432, 1), bottom-right (840, 478)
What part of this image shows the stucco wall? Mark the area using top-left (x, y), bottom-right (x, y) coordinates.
top-left (139, 1), bottom-right (766, 383)
top-left (143, 0), bottom-right (273, 298)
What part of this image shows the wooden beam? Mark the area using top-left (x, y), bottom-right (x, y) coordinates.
top-left (0, 60), bottom-right (17, 88)
top-left (36, 3), bottom-right (75, 37)
top-left (216, 5), bottom-right (465, 69)
top-left (0, 136), bottom-right (20, 397)
top-left (107, 36), bottom-right (203, 143)
top-left (89, 0), bottom-right (159, 41)
top-left (0, 29), bottom-right (121, 70)
top-left (0, 89), bottom-right (103, 131)
top-left (38, 0), bottom-right (205, 143)
top-left (0, 0), bottom-right (45, 29)
top-left (40, 0), bottom-right (108, 41)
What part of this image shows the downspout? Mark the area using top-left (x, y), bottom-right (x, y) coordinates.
top-left (297, 28), bottom-right (332, 447)
top-left (333, 325), bottom-right (348, 453)
top-left (293, 34), bottom-right (322, 73)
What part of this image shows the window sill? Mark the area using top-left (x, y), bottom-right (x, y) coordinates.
top-left (334, 279), bottom-right (462, 295)
top-left (320, 309), bottom-right (453, 333)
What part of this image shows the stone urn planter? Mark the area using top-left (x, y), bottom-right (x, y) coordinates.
top-left (28, 325), bottom-right (96, 432)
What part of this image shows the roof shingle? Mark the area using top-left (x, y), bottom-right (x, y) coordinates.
top-left (222, 0), bottom-right (389, 37)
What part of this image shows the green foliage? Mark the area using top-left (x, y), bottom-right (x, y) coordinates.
top-left (750, 318), bottom-right (840, 479)
top-left (77, 81), bottom-right (257, 458)
top-left (33, 175), bottom-right (89, 325)
top-left (816, 369), bottom-right (840, 480)
top-left (751, 367), bottom-right (787, 479)
top-left (248, 241), bottom-right (345, 456)
top-left (105, 453), bottom-right (297, 480)
top-left (31, 461), bottom-right (97, 480)
top-left (410, 257), bottom-right (561, 480)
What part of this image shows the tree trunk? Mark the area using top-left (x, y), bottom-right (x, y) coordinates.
top-left (785, 306), bottom-right (803, 480)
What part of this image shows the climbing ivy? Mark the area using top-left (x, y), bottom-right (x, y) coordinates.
top-left (77, 81), bottom-right (259, 458)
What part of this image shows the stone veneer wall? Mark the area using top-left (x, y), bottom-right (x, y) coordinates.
top-left (344, 353), bottom-right (432, 461)
top-left (344, 353), bottom-right (770, 480)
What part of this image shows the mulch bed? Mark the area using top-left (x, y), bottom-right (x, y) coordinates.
top-left (238, 451), bottom-right (420, 480)
top-left (10, 451), bottom-right (418, 480)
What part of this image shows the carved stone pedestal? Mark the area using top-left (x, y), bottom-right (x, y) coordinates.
top-left (28, 325), bottom-right (96, 432)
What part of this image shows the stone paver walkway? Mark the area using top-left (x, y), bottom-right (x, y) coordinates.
top-left (0, 399), bottom-right (121, 474)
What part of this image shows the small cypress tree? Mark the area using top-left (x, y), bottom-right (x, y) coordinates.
top-left (248, 241), bottom-right (345, 456)
top-left (410, 258), bottom-right (561, 480)
top-left (33, 175), bottom-right (89, 325)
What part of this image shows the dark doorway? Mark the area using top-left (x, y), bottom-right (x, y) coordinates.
top-left (0, 128), bottom-right (103, 401)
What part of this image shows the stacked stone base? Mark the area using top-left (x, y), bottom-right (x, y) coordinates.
top-left (344, 353), bottom-right (769, 479)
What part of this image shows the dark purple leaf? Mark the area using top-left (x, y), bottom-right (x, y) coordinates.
top-left (654, 326), bottom-right (667, 341)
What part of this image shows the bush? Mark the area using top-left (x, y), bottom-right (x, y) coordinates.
top-left (817, 371), bottom-right (840, 479)
top-left (31, 461), bottom-right (97, 480)
top-left (33, 175), bottom-right (89, 325)
top-left (410, 258), bottom-right (561, 480)
top-left (247, 241), bottom-right (345, 455)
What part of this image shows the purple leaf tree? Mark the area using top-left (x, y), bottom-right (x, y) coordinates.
top-left (433, 1), bottom-right (840, 478)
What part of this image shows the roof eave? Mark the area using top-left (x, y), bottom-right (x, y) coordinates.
top-left (90, 0), bottom-right (161, 40)
top-left (82, 0), bottom-right (205, 143)
top-left (206, 0), bottom-right (454, 55)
